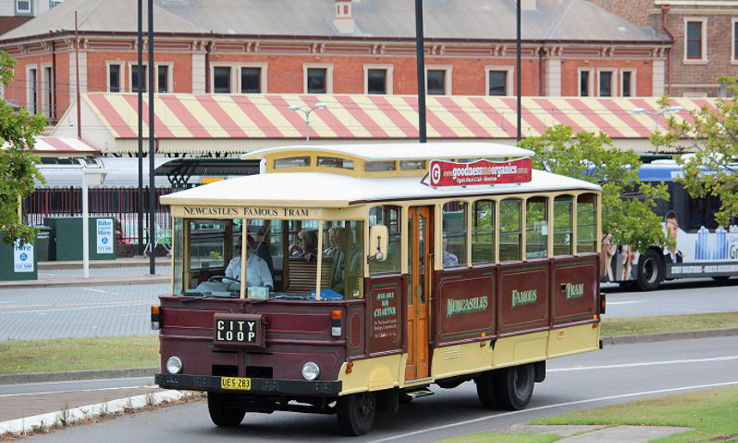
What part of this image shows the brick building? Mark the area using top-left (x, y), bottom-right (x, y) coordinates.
top-left (0, 0), bottom-right (670, 126)
top-left (589, 0), bottom-right (738, 97)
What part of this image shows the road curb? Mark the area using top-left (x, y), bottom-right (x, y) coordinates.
top-left (0, 367), bottom-right (157, 385)
top-left (0, 276), bottom-right (168, 289)
top-left (601, 327), bottom-right (738, 345)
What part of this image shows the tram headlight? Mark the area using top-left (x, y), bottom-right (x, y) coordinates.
top-left (166, 356), bottom-right (183, 374)
top-left (301, 361), bottom-right (320, 381)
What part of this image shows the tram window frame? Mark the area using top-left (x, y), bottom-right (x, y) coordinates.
top-left (274, 156), bottom-right (311, 169)
top-left (577, 194), bottom-right (597, 253)
top-left (320, 220), bottom-right (365, 299)
top-left (472, 200), bottom-right (495, 265)
top-left (364, 160), bottom-right (396, 171)
top-left (442, 201), bottom-right (467, 268)
top-left (173, 218), bottom-right (185, 294)
top-left (553, 195), bottom-right (574, 256)
top-left (499, 198), bottom-right (523, 262)
top-left (525, 196), bottom-right (549, 259)
top-left (317, 156), bottom-right (354, 170)
top-left (368, 205), bottom-right (401, 275)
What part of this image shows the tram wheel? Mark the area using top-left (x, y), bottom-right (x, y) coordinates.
top-left (475, 371), bottom-right (498, 409)
top-left (336, 392), bottom-right (376, 436)
top-left (493, 364), bottom-right (535, 410)
top-left (636, 249), bottom-right (663, 291)
top-left (207, 392), bottom-right (246, 427)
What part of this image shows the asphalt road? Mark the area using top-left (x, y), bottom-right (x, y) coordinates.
top-left (24, 336), bottom-right (738, 442)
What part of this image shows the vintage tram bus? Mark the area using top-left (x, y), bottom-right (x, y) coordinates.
top-left (153, 142), bottom-right (605, 436)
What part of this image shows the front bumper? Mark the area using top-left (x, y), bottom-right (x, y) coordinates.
top-left (155, 373), bottom-right (342, 396)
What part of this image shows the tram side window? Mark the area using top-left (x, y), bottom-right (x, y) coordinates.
top-left (442, 201), bottom-right (467, 268)
top-left (173, 218), bottom-right (184, 294)
top-left (187, 219), bottom-right (229, 289)
top-left (321, 220), bottom-right (365, 298)
top-left (499, 198), bottom-right (522, 261)
top-left (526, 197), bottom-right (548, 259)
top-left (472, 200), bottom-right (495, 264)
top-left (554, 195), bottom-right (574, 255)
top-left (247, 219), bottom-right (281, 289)
top-left (577, 194), bottom-right (597, 253)
top-left (369, 206), bottom-right (401, 274)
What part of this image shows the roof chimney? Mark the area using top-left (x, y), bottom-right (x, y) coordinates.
top-left (333, 0), bottom-right (355, 34)
top-left (521, 0), bottom-right (536, 11)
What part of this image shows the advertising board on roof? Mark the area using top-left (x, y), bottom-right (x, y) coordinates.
top-left (429, 157), bottom-right (532, 187)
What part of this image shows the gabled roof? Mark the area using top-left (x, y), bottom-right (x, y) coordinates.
top-left (1, 0), bottom-right (668, 43)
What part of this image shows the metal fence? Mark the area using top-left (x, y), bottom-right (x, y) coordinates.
top-left (24, 187), bottom-right (171, 256)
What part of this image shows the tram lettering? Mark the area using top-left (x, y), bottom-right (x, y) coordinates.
top-left (373, 306), bottom-right (396, 317)
top-left (511, 289), bottom-right (537, 308)
top-left (282, 208), bottom-right (309, 217)
top-left (565, 283), bottom-right (584, 300)
top-left (446, 295), bottom-right (489, 317)
top-left (184, 206), bottom-right (239, 216)
top-left (244, 207), bottom-right (279, 217)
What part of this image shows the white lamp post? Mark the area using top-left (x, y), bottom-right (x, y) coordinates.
top-left (632, 105), bottom-right (684, 133)
top-left (288, 102), bottom-right (327, 145)
top-left (82, 168), bottom-right (107, 278)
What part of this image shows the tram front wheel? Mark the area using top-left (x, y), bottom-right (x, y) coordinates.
top-left (336, 392), bottom-right (376, 436)
top-left (475, 371), bottom-right (498, 409)
top-left (207, 392), bottom-right (246, 427)
top-left (493, 364), bottom-right (535, 410)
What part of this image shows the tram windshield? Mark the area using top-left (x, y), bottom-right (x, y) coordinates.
top-left (172, 217), bottom-right (364, 300)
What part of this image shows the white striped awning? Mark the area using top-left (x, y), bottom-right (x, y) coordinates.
top-left (31, 137), bottom-right (99, 155)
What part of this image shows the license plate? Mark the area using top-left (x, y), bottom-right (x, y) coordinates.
top-left (221, 377), bottom-right (251, 390)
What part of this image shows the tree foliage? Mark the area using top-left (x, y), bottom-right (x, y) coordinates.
top-left (650, 78), bottom-right (738, 228)
top-left (518, 124), bottom-right (670, 253)
top-left (0, 50), bottom-right (46, 245)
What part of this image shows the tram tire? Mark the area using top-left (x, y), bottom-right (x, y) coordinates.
top-left (475, 372), bottom-right (498, 409)
top-left (712, 276), bottom-right (730, 282)
top-left (336, 392), bottom-right (376, 436)
top-left (636, 249), bottom-right (663, 291)
top-left (492, 364), bottom-right (535, 411)
top-left (207, 392), bottom-right (246, 427)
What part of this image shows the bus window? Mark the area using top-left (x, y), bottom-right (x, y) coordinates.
top-left (173, 218), bottom-right (184, 294)
top-left (499, 198), bottom-right (522, 261)
top-left (577, 194), bottom-right (597, 253)
top-left (472, 200), bottom-right (495, 264)
top-left (369, 206), bottom-right (401, 274)
top-left (442, 201), bottom-right (467, 268)
top-left (322, 221), bottom-right (364, 298)
top-left (554, 195), bottom-right (573, 255)
top-left (526, 197), bottom-right (548, 259)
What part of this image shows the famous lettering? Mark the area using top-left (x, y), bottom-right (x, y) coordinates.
top-left (511, 289), bottom-right (537, 308)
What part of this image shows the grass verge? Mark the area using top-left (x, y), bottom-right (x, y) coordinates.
top-left (0, 335), bottom-right (158, 374)
top-left (600, 312), bottom-right (738, 336)
top-left (530, 386), bottom-right (738, 442)
top-left (438, 433), bottom-right (559, 443)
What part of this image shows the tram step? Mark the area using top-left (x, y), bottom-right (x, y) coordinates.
top-left (405, 389), bottom-right (434, 399)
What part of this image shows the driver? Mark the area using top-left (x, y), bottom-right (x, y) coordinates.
top-left (225, 244), bottom-right (273, 290)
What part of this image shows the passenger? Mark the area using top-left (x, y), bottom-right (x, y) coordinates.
top-left (289, 229), bottom-right (318, 261)
top-left (325, 227), bottom-right (346, 292)
top-left (225, 244), bottom-right (273, 290)
top-left (324, 227), bottom-right (345, 257)
top-left (442, 236), bottom-right (459, 268)
top-left (248, 222), bottom-right (274, 273)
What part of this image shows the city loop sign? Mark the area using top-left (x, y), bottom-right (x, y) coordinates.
top-left (429, 157), bottom-right (532, 187)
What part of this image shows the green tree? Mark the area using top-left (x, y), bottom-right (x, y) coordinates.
top-left (0, 50), bottom-right (46, 245)
top-left (518, 124), bottom-right (670, 253)
top-left (650, 79), bottom-right (738, 227)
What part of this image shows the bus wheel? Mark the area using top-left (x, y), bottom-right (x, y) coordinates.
top-left (493, 364), bottom-right (535, 410)
top-left (475, 371), bottom-right (498, 409)
top-left (207, 392), bottom-right (246, 427)
top-left (636, 249), bottom-right (663, 291)
top-left (336, 392), bottom-right (376, 436)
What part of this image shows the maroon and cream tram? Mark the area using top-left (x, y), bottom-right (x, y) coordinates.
top-left (153, 142), bottom-right (604, 435)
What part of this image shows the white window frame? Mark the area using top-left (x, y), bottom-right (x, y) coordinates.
top-left (485, 65), bottom-right (514, 96)
top-left (425, 65), bottom-right (452, 96)
top-left (577, 68), bottom-right (594, 97)
top-left (303, 63), bottom-right (333, 94)
top-left (15, 0), bottom-right (32, 15)
top-left (49, 0), bottom-right (64, 8)
top-left (238, 63), bottom-right (268, 94)
top-left (363, 64), bottom-right (393, 95)
top-left (155, 62), bottom-right (174, 93)
top-left (620, 68), bottom-right (636, 97)
top-left (210, 64), bottom-right (234, 94)
top-left (597, 68), bottom-right (616, 97)
top-left (732, 18), bottom-right (738, 65)
top-left (683, 17), bottom-right (708, 64)
top-left (40, 63), bottom-right (53, 120)
top-left (127, 61), bottom-right (148, 93)
top-left (106, 61), bottom-right (122, 93)
top-left (25, 64), bottom-right (38, 114)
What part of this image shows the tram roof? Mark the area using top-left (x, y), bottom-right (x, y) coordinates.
top-left (241, 142), bottom-right (534, 162)
top-left (161, 169), bottom-right (600, 209)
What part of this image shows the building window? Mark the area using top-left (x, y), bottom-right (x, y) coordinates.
top-left (426, 69), bottom-right (447, 95)
top-left (157, 65), bottom-right (169, 93)
top-left (213, 66), bottom-right (231, 93)
top-left (599, 71), bottom-right (613, 97)
top-left (131, 65), bottom-right (147, 92)
top-left (685, 19), bottom-right (705, 60)
top-left (733, 20), bottom-right (738, 62)
top-left (488, 70), bottom-right (507, 96)
top-left (49, 0), bottom-right (64, 7)
top-left (621, 70), bottom-right (634, 97)
top-left (240, 67), bottom-right (261, 93)
top-left (27, 67), bottom-right (37, 115)
top-left (307, 68), bottom-right (327, 93)
top-left (579, 70), bottom-right (591, 97)
top-left (15, 0), bottom-right (31, 14)
top-left (43, 66), bottom-right (53, 120)
top-left (108, 64), bottom-right (121, 93)
top-left (367, 69), bottom-right (387, 94)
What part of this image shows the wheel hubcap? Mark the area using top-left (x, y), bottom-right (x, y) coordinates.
top-left (643, 258), bottom-right (657, 283)
top-left (358, 394), bottom-right (373, 418)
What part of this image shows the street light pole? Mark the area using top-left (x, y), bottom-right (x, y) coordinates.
top-left (289, 103), bottom-right (327, 145)
top-left (632, 105), bottom-right (684, 152)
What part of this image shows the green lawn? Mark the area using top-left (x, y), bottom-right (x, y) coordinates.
top-left (438, 433), bottom-right (559, 443)
top-left (601, 312), bottom-right (738, 336)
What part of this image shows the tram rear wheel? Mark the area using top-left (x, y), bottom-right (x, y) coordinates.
top-left (336, 392), bottom-right (376, 436)
top-left (207, 392), bottom-right (246, 427)
top-left (493, 364), bottom-right (535, 410)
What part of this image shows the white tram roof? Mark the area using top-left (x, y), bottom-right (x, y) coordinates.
top-left (241, 142), bottom-right (534, 161)
top-left (161, 170), bottom-right (601, 208)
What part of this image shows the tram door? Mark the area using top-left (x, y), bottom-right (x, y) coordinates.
top-left (406, 206), bottom-right (431, 380)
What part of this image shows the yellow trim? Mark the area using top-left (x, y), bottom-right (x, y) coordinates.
top-left (338, 354), bottom-right (403, 395)
top-left (240, 222), bottom-right (247, 299)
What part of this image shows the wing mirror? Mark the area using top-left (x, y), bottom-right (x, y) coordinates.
top-left (368, 225), bottom-right (388, 262)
